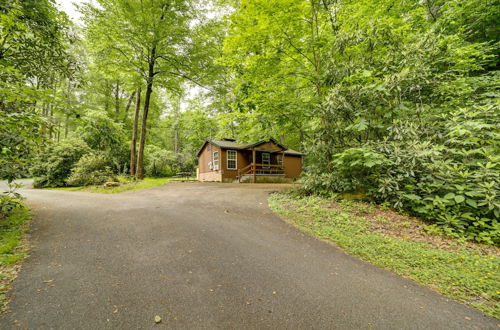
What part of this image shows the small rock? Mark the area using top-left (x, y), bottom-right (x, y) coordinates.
top-left (154, 315), bottom-right (162, 323)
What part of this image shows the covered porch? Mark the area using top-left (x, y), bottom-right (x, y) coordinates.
top-left (237, 147), bottom-right (287, 183)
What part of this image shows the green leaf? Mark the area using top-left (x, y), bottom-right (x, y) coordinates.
top-left (466, 199), bottom-right (477, 208)
top-left (444, 193), bottom-right (455, 200)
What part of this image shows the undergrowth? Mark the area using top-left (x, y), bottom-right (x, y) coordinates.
top-left (0, 206), bottom-right (31, 312)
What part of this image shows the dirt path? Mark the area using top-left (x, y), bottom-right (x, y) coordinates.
top-left (0, 182), bottom-right (497, 329)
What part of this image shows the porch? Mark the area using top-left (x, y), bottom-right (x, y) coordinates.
top-left (237, 149), bottom-right (286, 183)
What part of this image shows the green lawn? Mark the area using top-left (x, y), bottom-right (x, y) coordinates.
top-left (48, 177), bottom-right (171, 194)
top-left (269, 192), bottom-right (500, 319)
top-left (0, 206), bottom-right (31, 312)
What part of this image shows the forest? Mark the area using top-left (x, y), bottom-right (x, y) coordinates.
top-left (1, 0), bottom-right (499, 244)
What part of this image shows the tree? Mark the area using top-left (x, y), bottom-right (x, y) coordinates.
top-left (0, 0), bottom-right (73, 181)
top-left (219, 0), bottom-right (335, 148)
top-left (83, 0), bottom-right (197, 178)
top-left (217, 0), bottom-right (499, 242)
top-left (130, 88), bottom-right (141, 176)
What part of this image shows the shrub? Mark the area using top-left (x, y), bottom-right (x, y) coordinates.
top-left (76, 111), bottom-right (125, 151)
top-left (304, 104), bottom-right (500, 244)
top-left (66, 153), bottom-right (115, 186)
top-left (400, 105), bottom-right (499, 244)
top-left (75, 111), bottom-right (129, 173)
top-left (144, 146), bottom-right (177, 177)
top-left (31, 139), bottom-right (90, 188)
top-left (0, 182), bottom-right (23, 219)
top-left (0, 196), bottom-right (22, 220)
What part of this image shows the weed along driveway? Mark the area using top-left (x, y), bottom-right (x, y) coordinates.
top-left (1, 182), bottom-right (498, 329)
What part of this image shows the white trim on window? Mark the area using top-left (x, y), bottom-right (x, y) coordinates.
top-left (262, 152), bottom-right (270, 168)
top-left (212, 151), bottom-right (219, 171)
top-left (227, 150), bottom-right (237, 170)
top-left (277, 153), bottom-right (283, 165)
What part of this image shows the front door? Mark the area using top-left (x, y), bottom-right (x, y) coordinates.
top-left (262, 152), bottom-right (270, 169)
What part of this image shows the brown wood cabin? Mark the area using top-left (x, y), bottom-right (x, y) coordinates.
top-left (197, 138), bottom-right (304, 183)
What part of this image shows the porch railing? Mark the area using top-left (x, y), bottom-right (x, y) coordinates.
top-left (238, 163), bottom-right (284, 182)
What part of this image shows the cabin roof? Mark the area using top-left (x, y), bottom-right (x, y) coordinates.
top-left (283, 148), bottom-right (303, 156)
top-left (209, 139), bottom-right (245, 149)
top-left (197, 138), bottom-right (304, 156)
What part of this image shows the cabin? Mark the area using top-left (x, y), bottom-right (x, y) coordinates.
top-left (197, 138), bottom-right (303, 183)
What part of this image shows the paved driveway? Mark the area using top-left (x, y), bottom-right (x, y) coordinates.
top-left (0, 182), bottom-right (498, 329)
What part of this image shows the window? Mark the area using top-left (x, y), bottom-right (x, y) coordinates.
top-left (227, 150), bottom-right (237, 170)
top-left (212, 151), bottom-right (219, 170)
top-left (277, 154), bottom-right (283, 166)
top-left (262, 153), bottom-right (270, 168)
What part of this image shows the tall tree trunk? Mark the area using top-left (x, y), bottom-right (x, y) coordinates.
top-left (40, 102), bottom-right (48, 137)
top-left (65, 79), bottom-right (71, 139)
top-left (124, 90), bottom-right (136, 117)
top-left (48, 104), bottom-right (54, 139)
top-left (174, 129), bottom-right (179, 154)
top-left (64, 112), bottom-right (69, 139)
top-left (115, 80), bottom-right (120, 114)
top-left (104, 81), bottom-right (111, 112)
top-left (130, 88), bottom-right (141, 176)
top-left (136, 63), bottom-right (154, 179)
top-left (136, 4), bottom-right (167, 178)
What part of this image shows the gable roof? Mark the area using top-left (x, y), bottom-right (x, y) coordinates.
top-left (197, 138), bottom-right (304, 156)
top-left (241, 138), bottom-right (287, 150)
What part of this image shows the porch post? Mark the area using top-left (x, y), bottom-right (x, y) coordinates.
top-left (282, 150), bottom-right (286, 178)
top-left (252, 148), bottom-right (256, 183)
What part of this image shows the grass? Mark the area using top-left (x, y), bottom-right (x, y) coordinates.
top-left (48, 176), bottom-right (171, 194)
top-left (0, 206), bottom-right (31, 312)
top-left (268, 191), bottom-right (500, 319)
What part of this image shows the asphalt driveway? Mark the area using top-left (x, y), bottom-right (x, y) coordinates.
top-left (0, 182), bottom-right (498, 329)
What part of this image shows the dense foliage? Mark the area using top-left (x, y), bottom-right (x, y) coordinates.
top-left (217, 0), bottom-right (499, 243)
top-left (0, 182), bottom-right (23, 220)
top-left (0, 0), bottom-right (73, 184)
top-left (1, 0), bottom-right (218, 189)
top-left (67, 153), bottom-right (115, 186)
top-left (144, 146), bottom-right (177, 178)
top-left (31, 139), bottom-right (90, 188)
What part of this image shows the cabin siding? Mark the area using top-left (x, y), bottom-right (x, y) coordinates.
top-left (220, 149), bottom-right (250, 180)
top-left (198, 143), bottom-right (222, 181)
top-left (284, 155), bottom-right (302, 178)
top-left (238, 151), bottom-right (250, 170)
